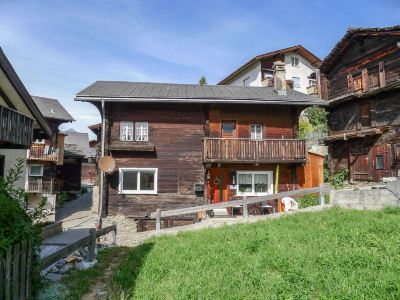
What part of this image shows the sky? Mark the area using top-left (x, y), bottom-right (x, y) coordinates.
top-left (0, 0), bottom-right (399, 139)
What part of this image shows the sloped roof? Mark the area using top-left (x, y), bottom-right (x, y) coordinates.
top-left (32, 96), bottom-right (75, 122)
top-left (320, 25), bottom-right (400, 73)
top-left (75, 81), bottom-right (326, 106)
top-left (0, 47), bottom-right (52, 138)
top-left (218, 45), bottom-right (321, 85)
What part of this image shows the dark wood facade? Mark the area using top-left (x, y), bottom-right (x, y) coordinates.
top-left (320, 27), bottom-right (400, 181)
top-left (98, 101), bottom-right (322, 218)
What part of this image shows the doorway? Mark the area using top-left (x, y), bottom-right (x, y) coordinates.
top-left (208, 168), bottom-right (229, 204)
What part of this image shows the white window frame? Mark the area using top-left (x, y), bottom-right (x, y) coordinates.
top-left (120, 121), bottom-right (134, 141)
top-left (292, 76), bottom-right (301, 88)
top-left (291, 57), bottom-right (299, 67)
top-left (236, 171), bottom-right (273, 196)
top-left (250, 124), bottom-right (263, 140)
top-left (135, 122), bottom-right (149, 142)
top-left (119, 167), bottom-right (158, 195)
top-left (29, 164), bottom-right (43, 177)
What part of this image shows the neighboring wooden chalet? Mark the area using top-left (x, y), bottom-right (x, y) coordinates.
top-left (0, 47), bottom-right (52, 188)
top-left (319, 26), bottom-right (400, 182)
top-left (27, 96), bottom-right (74, 212)
top-left (218, 45), bottom-right (321, 95)
top-left (76, 62), bottom-right (326, 220)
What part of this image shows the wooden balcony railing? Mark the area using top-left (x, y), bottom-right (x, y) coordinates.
top-left (203, 138), bottom-right (307, 163)
top-left (0, 105), bottom-right (34, 147)
top-left (28, 147), bottom-right (59, 161)
top-left (27, 178), bottom-right (59, 194)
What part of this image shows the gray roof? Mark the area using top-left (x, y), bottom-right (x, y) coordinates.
top-left (32, 96), bottom-right (75, 121)
top-left (75, 81), bottom-right (327, 106)
top-left (62, 128), bottom-right (95, 158)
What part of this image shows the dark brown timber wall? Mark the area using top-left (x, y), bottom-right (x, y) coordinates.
top-left (106, 103), bottom-right (205, 218)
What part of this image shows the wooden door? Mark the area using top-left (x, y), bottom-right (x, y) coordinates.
top-left (349, 143), bottom-right (371, 181)
top-left (208, 168), bottom-right (229, 204)
top-left (371, 144), bottom-right (391, 181)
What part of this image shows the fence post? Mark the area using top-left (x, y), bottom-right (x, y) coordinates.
top-left (319, 183), bottom-right (325, 205)
top-left (112, 221), bottom-right (117, 245)
top-left (242, 196), bottom-right (248, 219)
top-left (87, 228), bottom-right (97, 261)
top-left (156, 209), bottom-right (161, 234)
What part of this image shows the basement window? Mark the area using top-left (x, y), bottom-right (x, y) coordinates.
top-left (119, 168), bottom-right (158, 194)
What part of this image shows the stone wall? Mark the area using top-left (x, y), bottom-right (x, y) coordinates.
top-left (330, 182), bottom-right (400, 210)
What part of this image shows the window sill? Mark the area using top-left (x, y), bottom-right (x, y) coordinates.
top-left (119, 191), bottom-right (158, 195)
top-left (237, 193), bottom-right (271, 197)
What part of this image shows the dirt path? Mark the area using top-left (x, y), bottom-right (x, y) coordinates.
top-left (81, 249), bottom-right (128, 299)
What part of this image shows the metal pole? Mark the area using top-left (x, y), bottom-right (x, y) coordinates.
top-left (319, 183), bottom-right (325, 205)
top-left (98, 100), bottom-right (106, 217)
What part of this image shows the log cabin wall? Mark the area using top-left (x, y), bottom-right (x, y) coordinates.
top-left (106, 103), bottom-right (206, 218)
top-left (322, 36), bottom-right (400, 100)
top-left (208, 104), bottom-right (302, 138)
top-left (324, 32), bottom-right (400, 181)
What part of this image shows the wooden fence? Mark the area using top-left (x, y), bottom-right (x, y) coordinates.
top-left (0, 239), bottom-right (33, 300)
top-left (40, 223), bottom-right (117, 270)
top-left (151, 184), bottom-right (329, 233)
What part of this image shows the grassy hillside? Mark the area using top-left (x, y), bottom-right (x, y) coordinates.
top-left (109, 208), bottom-right (400, 299)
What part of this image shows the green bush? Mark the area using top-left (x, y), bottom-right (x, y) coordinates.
top-left (57, 192), bottom-right (69, 208)
top-left (297, 193), bottom-right (330, 209)
top-left (0, 158), bottom-right (51, 294)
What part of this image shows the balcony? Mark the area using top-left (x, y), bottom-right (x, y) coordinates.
top-left (27, 178), bottom-right (59, 194)
top-left (0, 105), bottom-right (34, 147)
top-left (28, 146), bottom-right (59, 161)
top-left (306, 85), bottom-right (318, 95)
top-left (203, 138), bottom-right (307, 163)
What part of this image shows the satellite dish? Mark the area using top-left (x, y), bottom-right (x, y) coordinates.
top-left (98, 156), bottom-right (115, 173)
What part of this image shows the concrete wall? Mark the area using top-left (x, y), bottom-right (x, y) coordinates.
top-left (0, 149), bottom-right (27, 189)
top-left (330, 184), bottom-right (399, 210)
top-left (284, 53), bottom-right (316, 94)
top-left (227, 61), bottom-right (262, 87)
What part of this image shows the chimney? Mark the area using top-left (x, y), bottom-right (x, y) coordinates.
top-left (273, 60), bottom-right (287, 96)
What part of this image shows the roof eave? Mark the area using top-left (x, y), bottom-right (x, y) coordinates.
top-left (75, 96), bottom-right (328, 107)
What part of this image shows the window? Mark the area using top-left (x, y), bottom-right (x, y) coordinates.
top-left (292, 77), bottom-right (300, 88)
top-left (308, 79), bottom-right (317, 87)
top-left (119, 168), bottom-right (158, 194)
top-left (375, 155), bottom-right (384, 170)
top-left (237, 171), bottom-right (273, 196)
top-left (135, 122), bottom-right (149, 142)
top-left (263, 70), bottom-right (273, 80)
top-left (222, 122), bottom-right (236, 137)
top-left (29, 164), bottom-right (43, 177)
top-left (243, 77), bottom-right (251, 87)
top-left (251, 124), bottom-right (263, 140)
top-left (291, 57), bottom-right (299, 67)
top-left (120, 121), bottom-right (133, 141)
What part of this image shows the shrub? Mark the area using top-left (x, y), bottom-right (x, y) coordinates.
top-left (57, 192), bottom-right (69, 208)
top-left (329, 168), bottom-right (349, 189)
top-left (297, 193), bottom-right (330, 209)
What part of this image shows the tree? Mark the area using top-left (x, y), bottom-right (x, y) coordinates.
top-left (199, 76), bottom-right (207, 86)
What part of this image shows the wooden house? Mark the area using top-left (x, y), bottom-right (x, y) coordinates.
top-left (0, 48), bottom-right (52, 189)
top-left (76, 61), bottom-right (326, 222)
top-left (319, 26), bottom-right (400, 182)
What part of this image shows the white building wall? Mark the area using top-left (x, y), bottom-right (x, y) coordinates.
top-left (0, 149), bottom-right (27, 189)
top-left (284, 52), bottom-right (316, 94)
top-left (227, 61), bottom-right (262, 87)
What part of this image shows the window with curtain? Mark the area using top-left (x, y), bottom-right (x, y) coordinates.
top-left (135, 122), bottom-right (149, 141)
top-left (237, 171), bottom-right (272, 195)
top-left (120, 121), bottom-right (133, 141)
top-left (251, 124), bottom-right (263, 140)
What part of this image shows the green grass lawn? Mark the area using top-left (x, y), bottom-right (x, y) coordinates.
top-left (109, 207), bottom-right (400, 299)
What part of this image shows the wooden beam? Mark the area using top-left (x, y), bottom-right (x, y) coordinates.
top-left (0, 87), bottom-right (16, 110)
